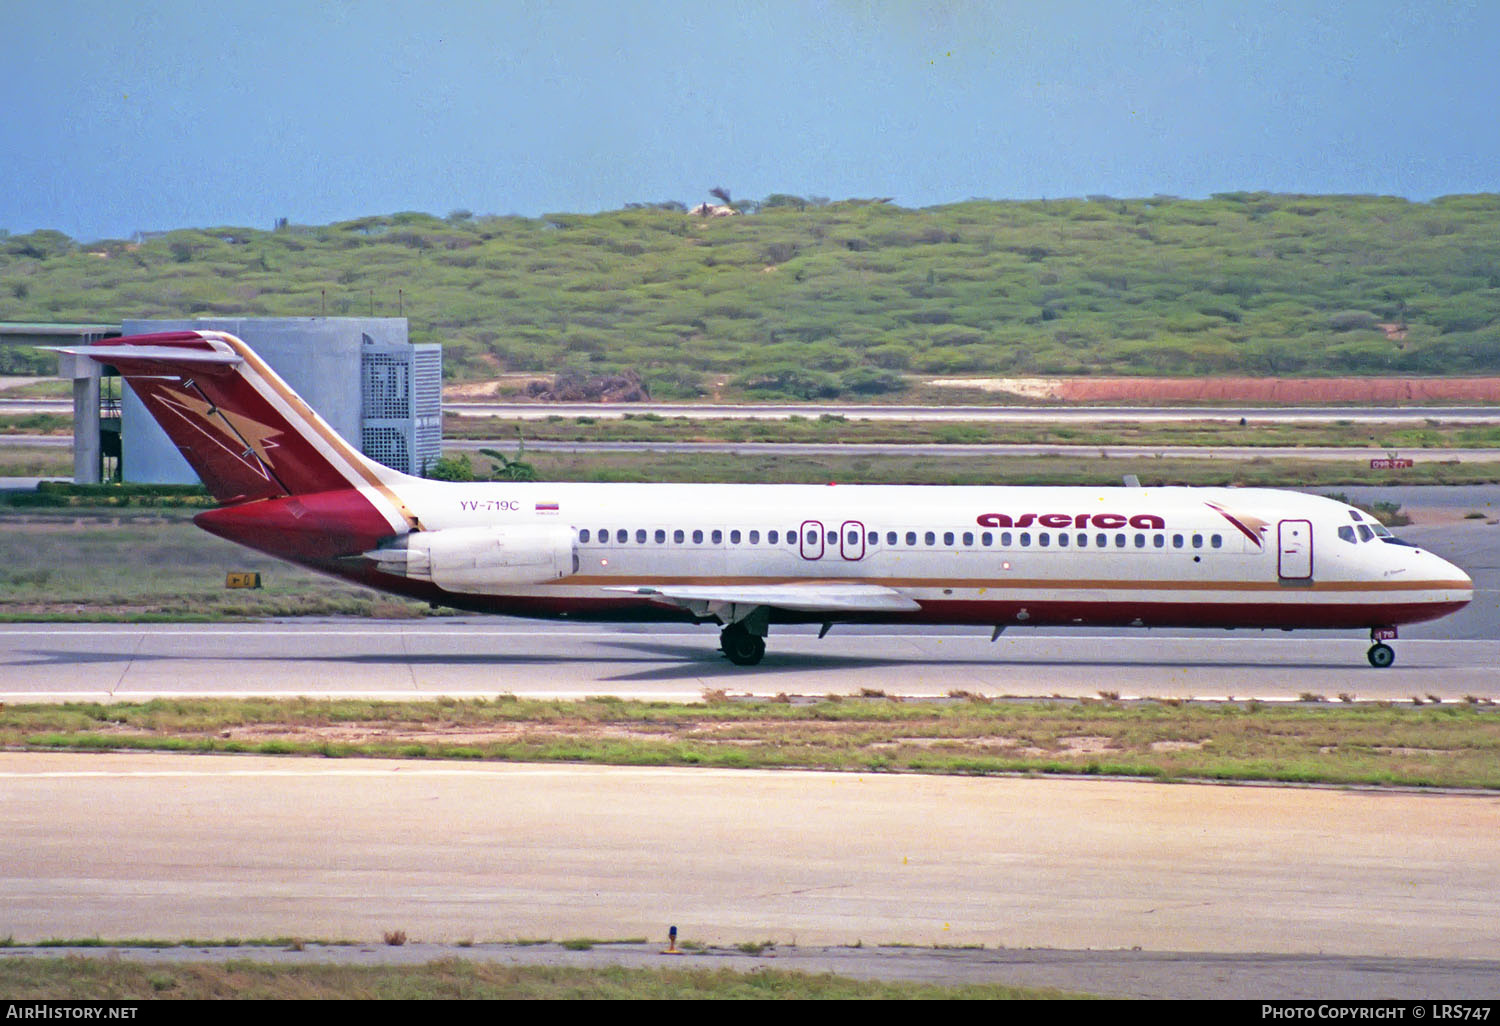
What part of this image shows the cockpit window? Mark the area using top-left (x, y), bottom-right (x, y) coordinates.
top-left (1371, 524), bottom-right (1392, 537)
top-left (1357, 524), bottom-right (1375, 542)
top-left (1338, 525), bottom-right (1356, 544)
top-left (1349, 510), bottom-right (1364, 522)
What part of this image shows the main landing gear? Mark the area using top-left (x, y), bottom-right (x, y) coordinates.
top-left (720, 622), bottom-right (766, 666)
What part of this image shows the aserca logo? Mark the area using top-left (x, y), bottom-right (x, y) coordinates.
top-left (976, 512), bottom-right (1167, 529)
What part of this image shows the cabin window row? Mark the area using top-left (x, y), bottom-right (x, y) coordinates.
top-left (575, 527), bottom-right (1224, 550)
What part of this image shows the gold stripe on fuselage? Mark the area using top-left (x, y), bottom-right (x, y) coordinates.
top-left (556, 575), bottom-right (1471, 593)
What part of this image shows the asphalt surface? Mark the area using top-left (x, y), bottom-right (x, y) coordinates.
top-left (5, 753), bottom-right (1500, 999)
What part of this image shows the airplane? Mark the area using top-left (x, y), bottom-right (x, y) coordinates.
top-left (61, 330), bottom-right (1472, 669)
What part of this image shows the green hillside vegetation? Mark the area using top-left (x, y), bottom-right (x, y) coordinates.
top-left (4, 193), bottom-right (1500, 395)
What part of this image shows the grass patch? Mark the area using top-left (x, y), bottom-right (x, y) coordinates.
top-left (0, 507), bottom-right (426, 619)
top-left (5, 696), bottom-right (1500, 790)
top-left (450, 413), bottom-right (1500, 453)
top-left (503, 450), bottom-right (1500, 488)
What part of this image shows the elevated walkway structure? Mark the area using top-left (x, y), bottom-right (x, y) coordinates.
top-left (3, 319), bottom-right (441, 485)
top-left (0, 323), bottom-right (119, 483)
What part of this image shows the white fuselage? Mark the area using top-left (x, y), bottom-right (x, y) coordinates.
top-left (373, 480), bottom-right (1471, 632)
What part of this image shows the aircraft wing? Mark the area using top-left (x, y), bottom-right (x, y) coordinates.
top-left (606, 582), bottom-right (921, 614)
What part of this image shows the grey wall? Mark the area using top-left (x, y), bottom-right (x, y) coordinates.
top-left (119, 318), bottom-right (408, 484)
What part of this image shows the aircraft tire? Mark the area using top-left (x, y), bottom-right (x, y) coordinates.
top-left (1367, 642), bottom-right (1395, 669)
top-left (721, 625), bottom-right (766, 666)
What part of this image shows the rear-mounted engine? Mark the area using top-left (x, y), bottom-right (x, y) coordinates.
top-left (365, 524), bottom-right (578, 592)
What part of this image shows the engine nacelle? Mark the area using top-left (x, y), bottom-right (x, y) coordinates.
top-left (365, 524), bottom-right (577, 593)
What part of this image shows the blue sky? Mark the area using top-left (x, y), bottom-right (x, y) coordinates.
top-left (5, 0), bottom-right (1499, 240)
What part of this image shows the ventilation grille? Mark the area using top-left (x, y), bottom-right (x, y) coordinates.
top-left (362, 354), bottom-right (410, 419)
top-left (361, 426), bottom-right (409, 470)
top-left (360, 344), bottom-right (442, 475)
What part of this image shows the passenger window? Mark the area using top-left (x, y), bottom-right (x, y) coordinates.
top-left (848, 530), bottom-right (859, 545)
top-left (712, 529), bottom-right (723, 544)
top-left (579, 529), bottom-right (591, 543)
top-left (906, 531), bottom-right (918, 546)
top-left (636, 529), bottom-right (647, 544)
top-left (730, 530), bottom-right (741, 544)
top-left (1134, 534), bottom-right (1146, 549)
top-left (1153, 534), bottom-right (1165, 549)
top-left (768, 530), bottom-right (778, 544)
top-left (1076, 533), bottom-right (1087, 547)
top-left (692, 529), bottom-right (703, 544)
top-left (1192, 534), bottom-right (1203, 549)
top-left (674, 529), bottom-right (685, 543)
top-left (981, 532), bottom-right (993, 546)
top-left (1057, 533), bottom-right (1068, 547)
top-left (1039, 532), bottom-right (1050, 547)
top-left (749, 530), bottom-right (760, 544)
top-left (1000, 532), bottom-right (1013, 546)
top-left (962, 531), bottom-right (974, 546)
top-left (925, 531), bottom-right (936, 546)
top-left (1020, 532), bottom-right (1031, 547)
top-left (1211, 534), bottom-right (1223, 549)
top-left (655, 529), bottom-right (666, 544)
top-left (1172, 534), bottom-right (1183, 549)
top-left (827, 530), bottom-right (837, 544)
top-left (867, 531), bottom-right (877, 544)
top-left (943, 531), bottom-right (955, 546)
top-left (617, 529), bottom-right (628, 544)
top-left (887, 531), bottom-right (898, 545)
top-left (806, 529), bottom-right (818, 544)
top-left (1115, 533), bottom-right (1126, 548)
top-left (1096, 533), bottom-right (1106, 548)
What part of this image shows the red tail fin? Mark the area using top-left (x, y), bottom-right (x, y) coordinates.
top-left (66, 331), bottom-right (412, 518)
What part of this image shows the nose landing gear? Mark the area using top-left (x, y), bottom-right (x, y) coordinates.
top-left (1367, 627), bottom-right (1397, 668)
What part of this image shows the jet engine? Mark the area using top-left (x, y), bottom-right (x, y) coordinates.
top-left (365, 524), bottom-right (577, 592)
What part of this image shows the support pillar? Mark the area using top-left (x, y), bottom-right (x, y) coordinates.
top-left (59, 352), bottom-right (101, 484)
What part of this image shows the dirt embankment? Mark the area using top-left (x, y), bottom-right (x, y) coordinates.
top-left (932, 377), bottom-right (1500, 402)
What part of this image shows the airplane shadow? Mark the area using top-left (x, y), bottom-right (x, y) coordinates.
top-left (11, 644), bottom-right (1398, 684)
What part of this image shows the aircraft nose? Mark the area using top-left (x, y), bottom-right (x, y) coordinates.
top-left (1435, 552), bottom-right (1474, 601)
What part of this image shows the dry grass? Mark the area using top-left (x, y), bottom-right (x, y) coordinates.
top-left (6, 696), bottom-right (1500, 790)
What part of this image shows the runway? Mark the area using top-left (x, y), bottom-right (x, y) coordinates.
top-left (3, 752), bottom-right (1499, 997)
top-left (3, 623), bottom-right (1498, 703)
